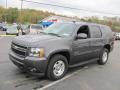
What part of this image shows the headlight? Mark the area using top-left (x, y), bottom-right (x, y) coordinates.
top-left (29, 48), bottom-right (45, 58)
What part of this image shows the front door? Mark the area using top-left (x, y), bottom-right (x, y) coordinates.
top-left (70, 25), bottom-right (93, 65)
top-left (71, 39), bottom-right (91, 64)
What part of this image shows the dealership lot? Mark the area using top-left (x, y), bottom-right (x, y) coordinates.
top-left (0, 31), bottom-right (120, 90)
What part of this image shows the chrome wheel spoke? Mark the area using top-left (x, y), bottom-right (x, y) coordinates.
top-left (102, 52), bottom-right (108, 62)
top-left (53, 60), bottom-right (65, 77)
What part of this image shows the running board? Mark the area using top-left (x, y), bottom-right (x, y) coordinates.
top-left (69, 58), bottom-right (99, 68)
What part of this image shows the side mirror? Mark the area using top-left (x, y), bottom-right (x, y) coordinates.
top-left (77, 33), bottom-right (87, 39)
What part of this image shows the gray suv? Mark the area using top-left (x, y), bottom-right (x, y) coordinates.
top-left (9, 22), bottom-right (114, 81)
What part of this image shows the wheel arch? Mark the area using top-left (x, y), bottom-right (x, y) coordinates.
top-left (47, 50), bottom-right (71, 64)
top-left (104, 44), bottom-right (111, 52)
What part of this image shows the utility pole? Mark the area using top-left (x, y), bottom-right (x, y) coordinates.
top-left (5, 0), bottom-right (7, 23)
top-left (6, 0), bottom-right (7, 9)
top-left (18, 0), bottom-right (23, 35)
top-left (20, 0), bottom-right (23, 24)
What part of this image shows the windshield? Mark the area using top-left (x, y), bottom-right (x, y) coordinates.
top-left (21, 25), bottom-right (28, 29)
top-left (42, 23), bottom-right (76, 37)
top-left (7, 26), bottom-right (17, 31)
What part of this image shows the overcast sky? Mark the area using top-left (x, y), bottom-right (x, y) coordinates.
top-left (1, 0), bottom-right (120, 18)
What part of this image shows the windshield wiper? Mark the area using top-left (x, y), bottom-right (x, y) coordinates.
top-left (47, 33), bottom-right (61, 37)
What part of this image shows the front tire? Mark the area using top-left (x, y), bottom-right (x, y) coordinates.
top-left (97, 48), bottom-right (109, 65)
top-left (47, 55), bottom-right (68, 81)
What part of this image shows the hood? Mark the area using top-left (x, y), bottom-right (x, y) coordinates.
top-left (12, 34), bottom-right (62, 47)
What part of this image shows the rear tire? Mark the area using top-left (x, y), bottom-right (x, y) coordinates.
top-left (97, 48), bottom-right (109, 65)
top-left (47, 54), bottom-right (68, 81)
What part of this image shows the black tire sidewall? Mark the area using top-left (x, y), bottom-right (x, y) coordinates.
top-left (47, 54), bottom-right (68, 81)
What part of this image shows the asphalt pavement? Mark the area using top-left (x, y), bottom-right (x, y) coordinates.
top-left (0, 31), bottom-right (120, 90)
top-left (45, 41), bottom-right (120, 90)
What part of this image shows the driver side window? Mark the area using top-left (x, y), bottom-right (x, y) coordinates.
top-left (77, 25), bottom-right (90, 38)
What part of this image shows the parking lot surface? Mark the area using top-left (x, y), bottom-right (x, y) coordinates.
top-left (0, 31), bottom-right (120, 90)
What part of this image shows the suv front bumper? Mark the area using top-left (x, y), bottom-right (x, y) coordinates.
top-left (9, 50), bottom-right (48, 77)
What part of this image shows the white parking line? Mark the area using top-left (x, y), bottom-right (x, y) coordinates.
top-left (37, 69), bottom-right (83, 90)
top-left (0, 35), bottom-right (16, 37)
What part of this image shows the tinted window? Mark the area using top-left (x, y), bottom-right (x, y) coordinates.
top-left (77, 25), bottom-right (90, 38)
top-left (100, 26), bottom-right (112, 37)
top-left (90, 26), bottom-right (102, 38)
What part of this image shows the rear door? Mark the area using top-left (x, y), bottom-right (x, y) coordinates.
top-left (89, 25), bottom-right (104, 59)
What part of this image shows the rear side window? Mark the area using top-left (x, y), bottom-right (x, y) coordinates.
top-left (100, 26), bottom-right (112, 37)
top-left (90, 26), bottom-right (102, 38)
